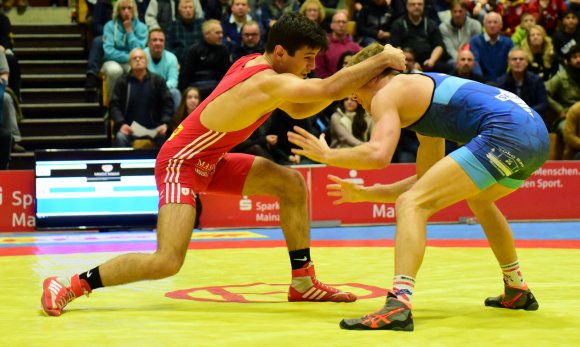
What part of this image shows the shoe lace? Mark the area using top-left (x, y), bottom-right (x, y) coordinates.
top-left (56, 288), bottom-right (77, 309)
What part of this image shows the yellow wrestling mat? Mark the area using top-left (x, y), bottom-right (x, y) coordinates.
top-left (1, 246), bottom-right (579, 347)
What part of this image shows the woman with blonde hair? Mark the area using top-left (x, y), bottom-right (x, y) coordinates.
top-left (299, 0), bottom-right (326, 25)
top-left (521, 24), bottom-right (558, 81)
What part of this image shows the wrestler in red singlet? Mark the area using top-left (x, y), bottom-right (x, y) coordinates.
top-left (155, 54), bottom-right (271, 207)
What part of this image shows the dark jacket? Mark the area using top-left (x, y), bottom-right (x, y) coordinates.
top-left (496, 70), bottom-right (549, 118)
top-left (178, 40), bottom-right (232, 91)
top-left (110, 71), bottom-right (173, 132)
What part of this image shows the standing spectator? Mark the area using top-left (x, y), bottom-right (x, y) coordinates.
top-left (356, 0), bottom-right (394, 47)
top-left (497, 47), bottom-right (549, 125)
top-left (101, 0), bottom-right (148, 100)
top-left (470, 11), bottom-right (513, 83)
top-left (552, 9), bottom-right (580, 68)
top-left (563, 102), bottom-right (580, 159)
top-left (511, 12), bottom-right (536, 48)
top-left (221, 0), bottom-right (263, 50)
top-left (521, 24), bottom-right (558, 81)
top-left (110, 48), bottom-right (174, 148)
top-left (166, 0), bottom-right (204, 64)
top-left (439, 0), bottom-right (482, 66)
top-left (315, 11), bottom-right (361, 78)
top-left (145, 0), bottom-right (204, 31)
top-left (390, 0), bottom-right (450, 72)
top-left (178, 19), bottom-right (232, 98)
top-left (144, 28), bottom-right (181, 111)
top-left (527, 0), bottom-right (566, 36)
top-left (329, 97), bottom-right (372, 148)
top-left (450, 49), bottom-right (487, 83)
top-left (545, 44), bottom-right (580, 134)
top-left (231, 20), bottom-right (264, 61)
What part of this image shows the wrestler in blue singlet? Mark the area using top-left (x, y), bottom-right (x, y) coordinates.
top-left (406, 73), bottom-right (550, 190)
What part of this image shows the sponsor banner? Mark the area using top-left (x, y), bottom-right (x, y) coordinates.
top-left (310, 161), bottom-right (580, 224)
top-left (0, 171), bottom-right (36, 231)
top-left (1, 162), bottom-right (578, 231)
top-left (198, 167), bottom-right (310, 228)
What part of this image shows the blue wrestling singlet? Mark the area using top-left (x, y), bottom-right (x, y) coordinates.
top-left (406, 73), bottom-right (550, 190)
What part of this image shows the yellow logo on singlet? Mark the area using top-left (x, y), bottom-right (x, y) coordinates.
top-left (167, 124), bottom-right (183, 142)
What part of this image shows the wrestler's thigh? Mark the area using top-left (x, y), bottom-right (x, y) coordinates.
top-left (406, 156), bottom-right (483, 211)
top-left (242, 156), bottom-right (305, 197)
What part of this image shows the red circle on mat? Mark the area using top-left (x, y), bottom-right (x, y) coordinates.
top-left (166, 282), bottom-right (388, 303)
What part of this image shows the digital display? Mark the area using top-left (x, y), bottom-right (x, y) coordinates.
top-left (35, 149), bottom-right (159, 230)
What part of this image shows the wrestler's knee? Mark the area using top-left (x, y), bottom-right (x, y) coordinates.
top-left (149, 252), bottom-right (186, 279)
top-left (278, 169), bottom-right (307, 200)
top-left (395, 190), bottom-right (433, 219)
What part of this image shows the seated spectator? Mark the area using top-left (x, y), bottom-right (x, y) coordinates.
top-left (299, 0), bottom-right (326, 27)
top-left (205, 0), bottom-right (231, 20)
top-left (145, 0), bottom-right (204, 31)
top-left (144, 28), bottom-right (181, 111)
top-left (84, 0), bottom-right (114, 89)
top-left (178, 19), bottom-right (232, 99)
top-left (231, 20), bottom-right (264, 62)
top-left (497, 47), bottom-right (548, 126)
top-left (315, 11), bottom-right (361, 78)
top-left (356, 0), bottom-right (394, 47)
top-left (511, 12), bottom-right (536, 48)
top-left (402, 47), bottom-right (422, 73)
top-left (101, 0), bottom-right (148, 100)
top-left (0, 12), bottom-right (21, 101)
top-left (552, 9), bottom-right (580, 68)
top-left (390, 0), bottom-right (450, 73)
top-left (470, 0), bottom-right (505, 23)
top-left (450, 49), bottom-right (487, 83)
top-left (329, 97), bottom-right (372, 148)
top-left (0, 48), bottom-right (24, 152)
top-left (563, 101), bottom-right (580, 159)
top-left (439, 0), bottom-right (482, 66)
top-left (545, 45), bottom-right (580, 134)
top-left (501, 0), bottom-right (526, 37)
top-left (0, 78), bottom-right (10, 169)
top-left (267, 108), bottom-right (321, 165)
top-left (527, 0), bottom-right (566, 36)
top-left (258, 0), bottom-right (300, 35)
top-left (110, 48), bottom-right (174, 148)
top-left (231, 117), bottom-right (277, 161)
top-left (470, 11), bottom-right (513, 83)
top-left (166, 0), bottom-right (204, 64)
top-left (521, 24), bottom-right (558, 81)
top-left (172, 86), bottom-right (201, 131)
top-left (221, 0), bottom-right (263, 50)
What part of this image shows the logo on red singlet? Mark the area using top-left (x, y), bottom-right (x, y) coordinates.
top-left (195, 159), bottom-right (217, 177)
top-left (167, 124), bottom-right (183, 142)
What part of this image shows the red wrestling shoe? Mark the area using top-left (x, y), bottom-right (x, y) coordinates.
top-left (41, 275), bottom-right (91, 316)
top-left (288, 261), bottom-right (356, 302)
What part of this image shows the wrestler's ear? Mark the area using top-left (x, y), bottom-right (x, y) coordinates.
top-left (273, 45), bottom-right (287, 60)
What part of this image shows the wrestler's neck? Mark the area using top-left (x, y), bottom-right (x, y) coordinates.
top-left (246, 54), bottom-right (273, 69)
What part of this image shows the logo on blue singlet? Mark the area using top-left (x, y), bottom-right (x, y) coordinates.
top-left (494, 89), bottom-right (534, 117)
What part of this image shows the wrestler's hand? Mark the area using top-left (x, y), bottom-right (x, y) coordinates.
top-left (288, 126), bottom-right (330, 164)
top-left (381, 44), bottom-right (406, 71)
top-left (327, 175), bottom-right (363, 205)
